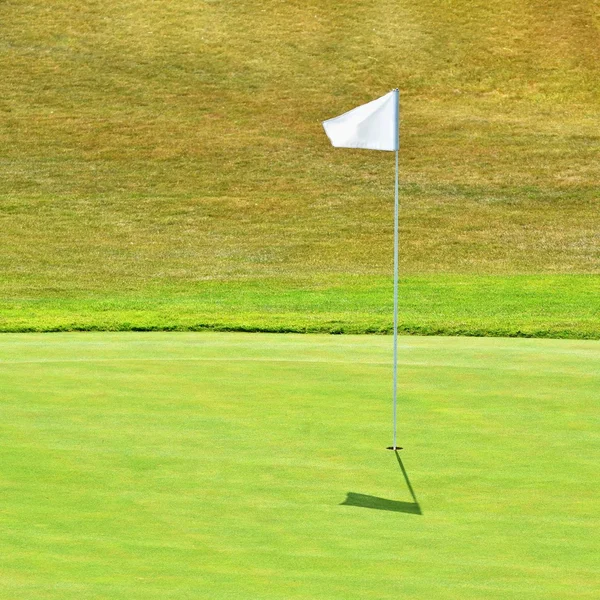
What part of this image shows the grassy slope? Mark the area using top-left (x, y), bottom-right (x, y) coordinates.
top-left (1, 333), bottom-right (598, 599)
top-left (0, 0), bottom-right (599, 335)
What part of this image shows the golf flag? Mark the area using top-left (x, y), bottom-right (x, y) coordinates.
top-left (323, 88), bottom-right (403, 450)
top-left (322, 89), bottom-right (399, 152)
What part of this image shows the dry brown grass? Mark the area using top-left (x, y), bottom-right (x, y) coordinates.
top-left (0, 0), bottom-right (598, 332)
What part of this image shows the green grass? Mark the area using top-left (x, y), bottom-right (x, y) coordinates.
top-left (1, 0), bottom-right (599, 335)
top-left (1, 332), bottom-right (598, 599)
top-left (1, 274), bottom-right (599, 338)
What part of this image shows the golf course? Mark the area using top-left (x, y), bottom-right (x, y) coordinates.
top-left (2, 333), bottom-right (599, 599)
top-left (1, 0), bottom-right (598, 598)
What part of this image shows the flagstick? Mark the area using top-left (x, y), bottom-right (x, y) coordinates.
top-left (392, 147), bottom-right (399, 450)
top-left (320, 87), bottom-right (401, 451)
top-left (389, 88), bottom-right (401, 451)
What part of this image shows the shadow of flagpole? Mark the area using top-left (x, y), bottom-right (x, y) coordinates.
top-left (340, 451), bottom-right (422, 515)
top-left (394, 450), bottom-right (419, 506)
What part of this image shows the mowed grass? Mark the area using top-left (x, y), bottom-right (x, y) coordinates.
top-left (2, 274), bottom-right (599, 338)
top-left (1, 0), bottom-right (599, 335)
top-left (1, 332), bottom-right (598, 599)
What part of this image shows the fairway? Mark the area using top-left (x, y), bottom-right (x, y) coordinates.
top-left (1, 332), bottom-right (598, 599)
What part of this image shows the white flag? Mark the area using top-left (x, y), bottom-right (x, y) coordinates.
top-left (322, 89), bottom-right (399, 152)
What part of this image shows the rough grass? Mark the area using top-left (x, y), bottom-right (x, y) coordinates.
top-left (1, 275), bottom-right (599, 338)
top-left (0, 0), bottom-right (599, 334)
top-left (1, 333), bottom-right (598, 599)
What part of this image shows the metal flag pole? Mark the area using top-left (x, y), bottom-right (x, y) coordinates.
top-left (393, 146), bottom-right (399, 449)
top-left (319, 87), bottom-right (401, 450)
top-left (390, 89), bottom-right (401, 451)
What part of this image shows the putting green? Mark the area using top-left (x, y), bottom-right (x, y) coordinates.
top-left (1, 333), bottom-right (598, 599)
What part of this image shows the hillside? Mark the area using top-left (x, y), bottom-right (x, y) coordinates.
top-left (1, 0), bottom-right (599, 335)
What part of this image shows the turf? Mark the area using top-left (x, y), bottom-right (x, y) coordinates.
top-left (2, 274), bottom-right (599, 338)
top-left (1, 332), bottom-right (598, 599)
top-left (1, 0), bottom-right (599, 335)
